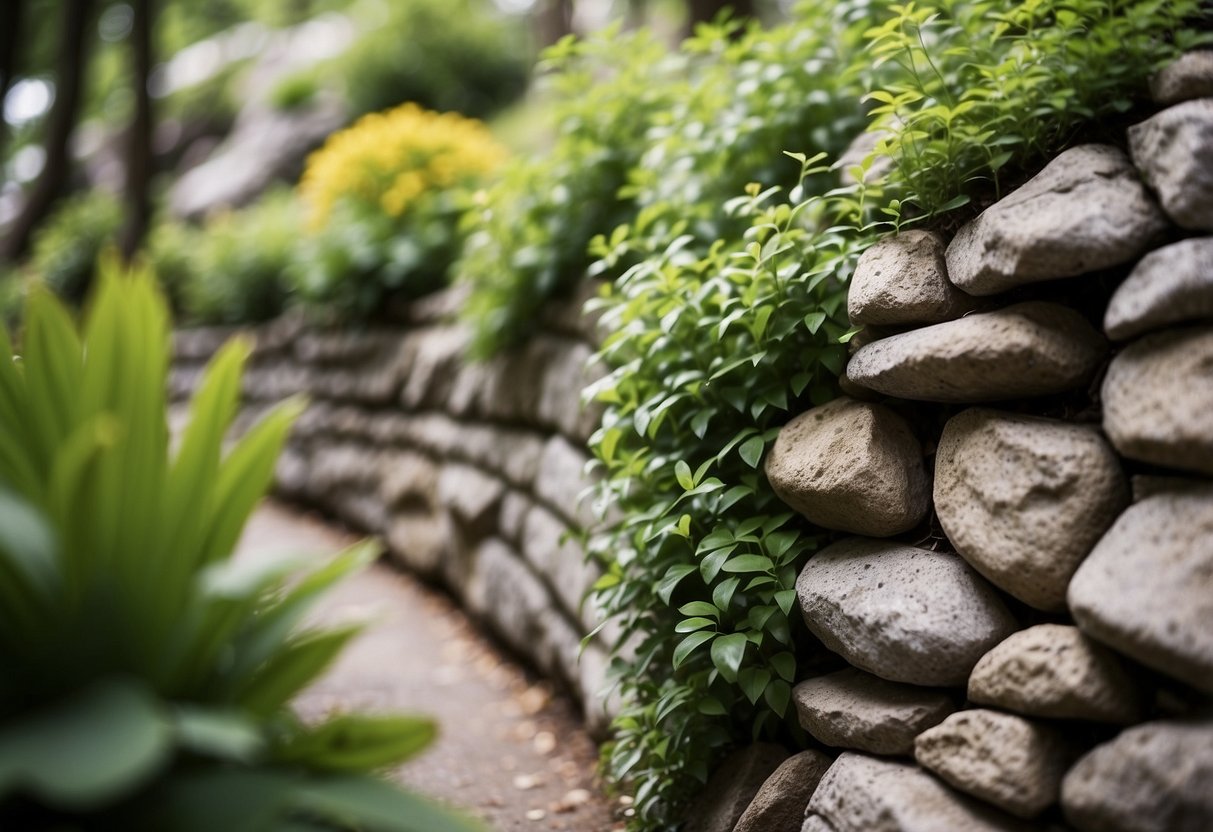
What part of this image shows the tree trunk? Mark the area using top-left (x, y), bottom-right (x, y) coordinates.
top-left (533, 0), bottom-right (574, 49)
top-left (1, 0), bottom-right (93, 262)
top-left (120, 0), bottom-right (153, 258)
top-left (0, 0), bottom-right (26, 173)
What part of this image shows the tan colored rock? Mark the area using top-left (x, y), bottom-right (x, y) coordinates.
top-left (734, 750), bottom-right (833, 832)
top-left (806, 753), bottom-right (1035, 832)
top-left (1062, 720), bottom-right (1213, 832)
top-left (848, 231), bottom-right (977, 326)
top-left (915, 709), bottom-right (1070, 819)
top-left (968, 625), bottom-right (1144, 724)
top-left (1102, 327), bottom-right (1213, 475)
top-left (1129, 99), bottom-right (1213, 231)
top-left (1068, 485), bottom-right (1213, 694)
top-left (796, 538), bottom-right (1017, 687)
top-left (846, 302), bottom-right (1106, 403)
top-left (1105, 237), bottom-right (1213, 340)
top-left (1151, 51), bottom-right (1213, 105)
top-left (765, 398), bottom-right (929, 537)
top-left (946, 144), bottom-right (1167, 295)
top-left (682, 743), bottom-right (789, 832)
top-left (793, 667), bottom-right (958, 756)
top-left (933, 409), bottom-right (1128, 610)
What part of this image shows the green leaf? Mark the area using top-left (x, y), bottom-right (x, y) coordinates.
top-left (675, 616), bottom-right (715, 633)
top-left (173, 706), bottom-right (264, 764)
top-left (770, 652), bottom-right (796, 683)
top-left (673, 631), bottom-right (714, 669)
top-left (657, 564), bottom-right (696, 605)
top-left (722, 554), bottom-right (774, 574)
top-left (274, 714), bottom-right (437, 771)
top-left (678, 601), bottom-right (719, 619)
top-left (803, 311), bottom-right (827, 334)
top-left (774, 589), bottom-right (798, 616)
top-left (235, 625), bottom-right (361, 716)
top-left (0, 679), bottom-right (171, 809)
top-left (674, 460), bottom-right (694, 491)
top-left (292, 773), bottom-right (484, 832)
top-left (712, 576), bottom-right (740, 610)
top-left (739, 435), bottom-right (765, 468)
top-left (738, 668), bottom-right (772, 705)
top-left (710, 633), bottom-right (747, 683)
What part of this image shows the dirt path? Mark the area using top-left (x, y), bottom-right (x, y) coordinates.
top-left (236, 501), bottom-right (626, 832)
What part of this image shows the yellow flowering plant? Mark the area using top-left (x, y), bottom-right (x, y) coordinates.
top-left (294, 103), bottom-right (507, 319)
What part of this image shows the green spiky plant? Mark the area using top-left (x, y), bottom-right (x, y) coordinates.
top-left (0, 255), bottom-right (480, 832)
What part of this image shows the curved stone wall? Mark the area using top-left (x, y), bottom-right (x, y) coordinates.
top-left (712, 55), bottom-right (1213, 832)
top-left (170, 282), bottom-right (617, 731)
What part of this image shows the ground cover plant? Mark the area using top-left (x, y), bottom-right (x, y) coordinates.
top-left (547, 1), bottom-right (1210, 827)
top-left (0, 257), bottom-right (479, 831)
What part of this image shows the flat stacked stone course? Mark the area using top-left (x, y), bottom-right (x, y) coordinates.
top-left (171, 284), bottom-right (616, 733)
top-left (690, 52), bottom-right (1213, 832)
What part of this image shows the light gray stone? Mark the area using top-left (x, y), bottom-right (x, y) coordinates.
top-left (1152, 51), bottom-right (1213, 105)
top-left (946, 144), bottom-right (1168, 295)
top-left (520, 505), bottom-right (600, 631)
top-left (464, 538), bottom-right (549, 657)
top-left (682, 743), bottom-right (789, 832)
top-left (846, 302), bottom-right (1106, 403)
top-left (1102, 327), bottom-right (1213, 475)
top-left (848, 231), bottom-right (977, 326)
top-left (534, 434), bottom-right (596, 529)
top-left (933, 409), bottom-right (1128, 610)
top-left (537, 339), bottom-right (599, 439)
top-left (915, 709), bottom-right (1071, 819)
top-left (734, 750), bottom-right (834, 832)
top-left (765, 398), bottom-right (929, 537)
top-left (1068, 485), bottom-right (1213, 694)
top-left (968, 625), bottom-right (1145, 724)
top-left (806, 752), bottom-right (1034, 832)
top-left (379, 450), bottom-right (439, 509)
top-left (1129, 99), bottom-right (1213, 231)
top-left (385, 511), bottom-right (450, 577)
top-left (796, 538), bottom-right (1018, 687)
top-left (399, 327), bottom-right (469, 410)
top-left (1062, 720), bottom-right (1213, 832)
top-left (1105, 237), bottom-right (1213, 340)
top-left (436, 464), bottom-right (505, 538)
top-left (793, 667), bottom-right (958, 756)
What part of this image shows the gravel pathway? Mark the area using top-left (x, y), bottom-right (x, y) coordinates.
top-left (236, 501), bottom-right (626, 831)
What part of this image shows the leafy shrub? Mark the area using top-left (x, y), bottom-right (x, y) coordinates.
top-left (309, 0), bottom-right (530, 121)
top-left (169, 188), bottom-right (301, 325)
top-left (294, 103), bottom-right (507, 319)
top-left (571, 1), bottom-right (1209, 828)
top-left (0, 257), bottom-right (478, 831)
top-left (459, 28), bottom-right (684, 357)
top-left (269, 70), bottom-right (321, 112)
top-left (27, 190), bottom-right (124, 305)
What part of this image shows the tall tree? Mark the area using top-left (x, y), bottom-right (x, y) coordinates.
top-left (533, 0), bottom-right (574, 48)
top-left (120, 0), bottom-right (153, 257)
top-left (1, 0), bottom-right (94, 262)
top-left (0, 0), bottom-right (27, 171)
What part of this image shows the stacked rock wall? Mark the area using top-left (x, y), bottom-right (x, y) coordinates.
top-left (713, 53), bottom-right (1213, 832)
top-left (170, 283), bottom-right (616, 729)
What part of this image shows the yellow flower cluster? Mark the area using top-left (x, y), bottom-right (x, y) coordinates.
top-left (299, 103), bottom-right (508, 229)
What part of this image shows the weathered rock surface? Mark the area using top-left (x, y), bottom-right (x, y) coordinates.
top-left (682, 743), bottom-right (789, 832)
top-left (1151, 51), bottom-right (1213, 104)
top-left (945, 144), bottom-right (1168, 295)
top-left (766, 398), bottom-right (929, 537)
top-left (806, 752), bottom-right (1035, 832)
top-left (793, 667), bottom-right (958, 756)
top-left (1062, 720), bottom-right (1213, 832)
top-left (1068, 485), bottom-right (1213, 693)
top-left (1101, 327), bottom-right (1213, 475)
top-left (848, 231), bottom-right (977, 326)
top-left (1104, 237), bottom-right (1213, 340)
top-left (796, 538), bottom-right (1018, 687)
top-left (933, 409), bottom-right (1128, 610)
top-left (968, 625), bottom-right (1144, 724)
top-left (915, 709), bottom-right (1071, 818)
top-left (734, 750), bottom-right (833, 832)
top-left (1129, 99), bottom-right (1213, 231)
top-left (846, 302), bottom-right (1106, 402)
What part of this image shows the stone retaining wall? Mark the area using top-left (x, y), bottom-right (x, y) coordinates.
top-left (696, 52), bottom-right (1213, 832)
top-left (170, 282), bottom-right (617, 731)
